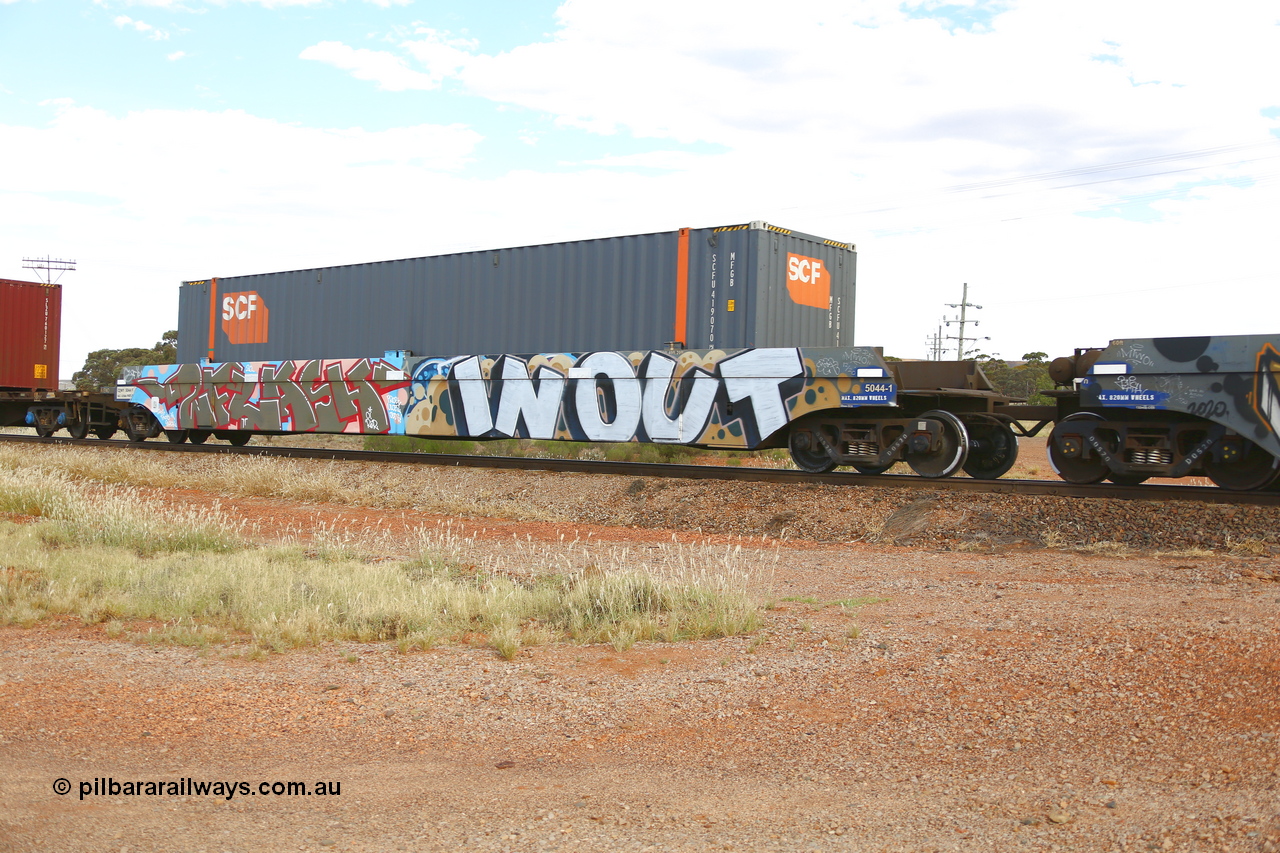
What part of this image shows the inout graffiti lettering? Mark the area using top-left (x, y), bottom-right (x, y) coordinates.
top-left (426, 348), bottom-right (804, 445)
top-left (130, 359), bottom-right (408, 433)
top-left (122, 346), bottom-right (894, 445)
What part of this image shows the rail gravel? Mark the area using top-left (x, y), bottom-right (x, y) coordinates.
top-left (3, 432), bottom-right (1279, 506)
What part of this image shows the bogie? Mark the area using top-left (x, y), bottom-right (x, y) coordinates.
top-left (788, 425), bottom-right (837, 473)
top-left (961, 419), bottom-right (1019, 480)
top-left (785, 410), bottom-right (975, 478)
top-left (1202, 436), bottom-right (1280, 491)
top-left (904, 410), bottom-right (969, 479)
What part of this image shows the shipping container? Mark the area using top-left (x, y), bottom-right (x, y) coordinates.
top-left (176, 222), bottom-right (856, 363)
top-left (0, 279), bottom-right (61, 390)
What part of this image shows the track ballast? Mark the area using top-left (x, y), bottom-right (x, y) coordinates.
top-left (3, 432), bottom-right (1278, 507)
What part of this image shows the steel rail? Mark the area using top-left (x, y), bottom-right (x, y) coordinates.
top-left (3, 432), bottom-right (1279, 506)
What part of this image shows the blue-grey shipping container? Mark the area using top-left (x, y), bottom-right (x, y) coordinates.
top-left (176, 222), bottom-right (856, 363)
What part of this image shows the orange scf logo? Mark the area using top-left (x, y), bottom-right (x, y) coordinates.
top-left (786, 253), bottom-right (831, 310)
top-left (221, 291), bottom-right (269, 345)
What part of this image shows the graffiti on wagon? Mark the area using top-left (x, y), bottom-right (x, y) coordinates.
top-left (124, 359), bottom-right (409, 433)
top-left (1084, 335), bottom-right (1280, 452)
top-left (120, 346), bottom-right (895, 446)
top-left (403, 346), bottom-right (896, 448)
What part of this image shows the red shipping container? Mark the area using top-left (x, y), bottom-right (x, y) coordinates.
top-left (0, 279), bottom-right (61, 390)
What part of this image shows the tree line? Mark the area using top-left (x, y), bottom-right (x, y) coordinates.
top-left (72, 331), bottom-right (177, 391)
top-left (974, 351), bottom-right (1054, 405)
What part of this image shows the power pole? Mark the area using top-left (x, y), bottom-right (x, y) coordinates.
top-left (944, 282), bottom-right (988, 359)
top-left (925, 323), bottom-right (944, 361)
top-left (22, 256), bottom-right (77, 285)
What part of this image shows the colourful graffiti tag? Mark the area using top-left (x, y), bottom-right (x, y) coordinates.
top-left (402, 347), bottom-right (896, 448)
top-left (121, 347), bottom-right (895, 447)
top-left (1079, 335), bottom-right (1280, 451)
top-left (126, 358), bottom-right (410, 434)
top-left (1254, 343), bottom-right (1280, 436)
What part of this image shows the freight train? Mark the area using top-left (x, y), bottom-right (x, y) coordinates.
top-left (3, 223), bottom-right (1278, 491)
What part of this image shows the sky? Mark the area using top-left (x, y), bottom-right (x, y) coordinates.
top-left (2, 0), bottom-right (1278, 377)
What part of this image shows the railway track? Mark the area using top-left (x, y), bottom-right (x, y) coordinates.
top-left (4, 432), bottom-right (1279, 506)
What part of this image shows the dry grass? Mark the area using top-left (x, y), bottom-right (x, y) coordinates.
top-left (1225, 537), bottom-right (1269, 557)
top-left (0, 444), bottom-right (565, 522)
top-left (1073, 541), bottom-right (1136, 557)
top-left (0, 465), bottom-right (243, 554)
top-left (0, 460), bottom-right (773, 655)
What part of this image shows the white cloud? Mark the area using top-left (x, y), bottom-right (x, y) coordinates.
top-left (431, 2), bottom-right (1273, 164)
top-left (113, 14), bottom-right (170, 40)
top-left (581, 151), bottom-right (706, 171)
top-left (299, 41), bottom-right (442, 91)
top-left (288, 0), bottom-right (1280, 359)
top-left (242, 0), bottom-right (328, 7)
top-left (400, 27), bottom-right (479, 79)
top-left (100, 0), bottom-right (327, 7)
top-left (0, 103), bottom-right (484, 372)
top-left (166, 50), bottom-right (186, 61)
top-left (7, 0), bottom-right (1280, 373)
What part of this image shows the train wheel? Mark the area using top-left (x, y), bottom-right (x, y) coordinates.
top-left (34, 425), bottom-right (55, 438)
top-left (67, 419), bottom-right (90, 440)
top-left (188, 430), bottom-right (211, 445)
top-left (852, 463), bottom-right (893, 475)
top-left (788, 427), bottom-right (837, 473)
top-left (962, 422), bottom-right (1019, 480)
top-left (226, 432), bottom-right (253, 447)
top-left (94, 427), bottom-right (117, 440)
top-left (165, 429), bottom-right (189, 444)
top-left (1203, 438), bottom-right (1280, 491)
top-left (905, 411), bottom-right (969, 478)
top-left (1107, 473), bottom-right (1149, 486)
top-left (123, 407), bottom-right (155, 443)
top-left (1047, 412), bottom-right (1109, 484)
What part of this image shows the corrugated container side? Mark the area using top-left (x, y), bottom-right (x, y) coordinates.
top-left (678, 224), bottom-right (854, 349)
top-left (177, 223), bottom-right (855, 363)
top-left (750, 226), bottom-right (855, 349)
top-left (684, 226), bottom-right (753, 349)
top-left (0, 279), bottom-right (61, 390)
